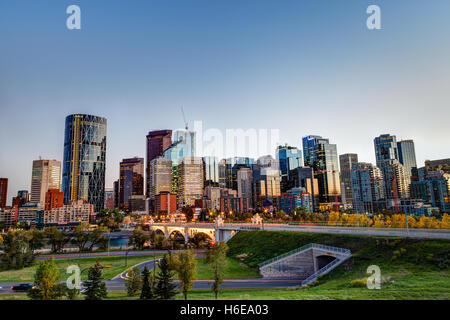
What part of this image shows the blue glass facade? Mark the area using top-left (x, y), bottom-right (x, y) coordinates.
top-left (62, 114), bottom-right (107, 213)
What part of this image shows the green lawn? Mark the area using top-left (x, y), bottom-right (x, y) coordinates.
top-left (0, 255), bottom-right (162, 282)
top-left (187, 257), bottom-right (260, 280)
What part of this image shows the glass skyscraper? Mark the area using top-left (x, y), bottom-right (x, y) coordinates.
top-left (397, 139), bottom-right (417, 177)
top-left (277, 145), bottom-right (302, 192)
top-left (302, 135), bottom-right (341, 204)
top-left (62, 114), bottom-right (107, 213)
top-left (146, 130), bottom-right (172, 198)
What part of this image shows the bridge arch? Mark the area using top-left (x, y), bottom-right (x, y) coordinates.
top-left (169, 230), bottom-right (185, 242)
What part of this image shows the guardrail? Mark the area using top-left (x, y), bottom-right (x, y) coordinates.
top-left (259, 243), bottom-right (350, 268)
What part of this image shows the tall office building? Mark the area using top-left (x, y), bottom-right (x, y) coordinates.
top-left (0, 178), bottom-right (7, 208)
top-left (203, 156), bottom-right (219, 187)
top-left (119, 157), bottom-right (144, 211)
top-left (44, 189), bottom-right (64, 211)
top-left (339, 154), bottom-right (359, 207)
top-left (302, 136), bottom-right (341, 205)
top-left (62, 114), bottom-right (107, 212)
top-left (288, 167), bottom-right (319, 210)
top-left (149, 157), bottom-right (172, 201)
top-left (113, 180), bottom-right (119, 209)
top-left (146, 130), bottom-right (172, 197)
top-left (177, 157), bottom-right (204, 207)
top-left (237, 167), bottom-right (253, 201)
top-left (374, 134), bottom-right (409, 201)
top-left (397, 140), bottom-right (417, 186)
top-left (253, 156), bottom-right (281, 207)
top-left (30, 159), bottom-right (61, 207)
top-left (277, 145), bottom-right (302, 193)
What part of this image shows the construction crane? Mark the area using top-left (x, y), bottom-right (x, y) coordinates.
top-left (181, 106), bottom-right (188, 131)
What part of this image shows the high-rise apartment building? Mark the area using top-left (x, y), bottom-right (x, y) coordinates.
top-left (0, 178), bottom-right (7, 208)
top-left (351, 162), bottom-right (385, 213)
top-left (374, 134), bottom-right (410, 201)
top-left (146, 130), bottom-right (172, 198)
top-left (62, 114), bottom-right (107, 212)
top-left (30, 159), bottom-right (61, 207)
top-left (339, 154), bottom-right (359, 207)
top-left (119, 157), bottom-right (144, 211)
top-left (177, 157), bottom-right (204, 207)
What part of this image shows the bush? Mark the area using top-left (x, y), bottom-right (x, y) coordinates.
top-left (350, 278), bottom-right (368, 288)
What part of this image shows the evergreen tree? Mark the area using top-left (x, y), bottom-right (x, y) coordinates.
top-left (125, 267), bottom-right (142, 296)
top-left (140, 266), bottom-right (154, 300)
top-left (154, 256), bottom-right (177, 300)
top-left (84, 262), bottom-right (108, 300)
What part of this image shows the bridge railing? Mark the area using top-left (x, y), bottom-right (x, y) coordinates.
top-left (258, 243), bottom-right (351, 268)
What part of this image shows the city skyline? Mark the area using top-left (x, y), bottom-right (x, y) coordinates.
top-left (1, 0), bottom-right (450, 204)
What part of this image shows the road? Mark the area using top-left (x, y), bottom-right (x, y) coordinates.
top-left (36, 249), bottom-right (204, 260)
top-left (0, 258), bottom-right (302, 295)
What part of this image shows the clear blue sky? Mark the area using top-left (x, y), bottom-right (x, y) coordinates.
top-left (1, 0), bottom-right (450, 205)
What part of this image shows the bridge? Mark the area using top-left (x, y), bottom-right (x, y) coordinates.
top-left (144, 215), bottom-right (450, 244)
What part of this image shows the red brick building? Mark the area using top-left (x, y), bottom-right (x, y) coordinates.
top-left (45, 189), bottom-right (64, 210)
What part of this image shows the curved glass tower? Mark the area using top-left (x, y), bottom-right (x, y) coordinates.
top-left (62, 114), bottom-right (107, 212)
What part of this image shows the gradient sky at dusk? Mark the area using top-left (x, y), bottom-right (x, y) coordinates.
top-left (1, 0), bottom-right (450, 205)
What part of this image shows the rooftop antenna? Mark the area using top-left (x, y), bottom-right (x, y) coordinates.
top-left (181, 106), bottom-right (188, 131)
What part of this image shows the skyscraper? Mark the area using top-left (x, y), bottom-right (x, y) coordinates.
top-left (203, 156), bottom-right (219, 187)
top-left (30, 159), bottom-right (61, 207)
top-left (302, 136), bottom-right (341, 205)
top-left (397, 140), bottom-right (417, 177)
top-left (177, 157), bottom-right (204, 207)
top-left (119, 157), bottom-right (144, 211)
top-left (351, 162), bottom-right (385, 213)
top-left (62, 114), bottom-right (107, 212)
top-left (277, 145), bottom-right (302, 193)
top-left (339, 154), bottom-right (359, 207)
top-left (0, 178), bottom-right (7, 208)
top-left (374, 134), bottom-right (409, 201)
top-left (149, 157), bottom-right (172, 201)
top-left (146, 130), bottom-right (172, 198)
top-left (237, 167), bottom-right (253, 201)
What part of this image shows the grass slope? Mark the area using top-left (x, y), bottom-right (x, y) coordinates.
top-left (224, 231), bottom-right (450, 300)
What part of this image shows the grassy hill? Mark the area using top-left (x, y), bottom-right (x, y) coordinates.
top-left (224, 231), bottom-right (450, 299)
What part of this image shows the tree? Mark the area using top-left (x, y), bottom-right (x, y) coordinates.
top-left (125, 267), bottom-right (142, 296)
top-left (206, 242), bottom-right (229, 299)
top-left (140, 266), bottom-right (155, 300)
top-left (84, 262), bottom-right (108, 300)
top-left (0, 234), bottom-right (3, 245)
top-left (0, 230), bottom-right (36, 270)
top-left (46, 227), bottom-right (70, 253)
top-left (190, 233), bottom-right (211, 249)
top-left (27, 229), bottom-right (45, 254)
top-left (71, 223), bottom-right (91, 252)
top-left (28, 259), bottom-right (62, 300)
top-left (129, 227), bottom-right (150, 250)
top-left (154, 256), bottom-right (177, 300)
top-left (168, 250), bottom-right (197, 300)
top-left (97, 209), bottom-right (124, 231)
top-left (181, 206), bottom-right (194, 222)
